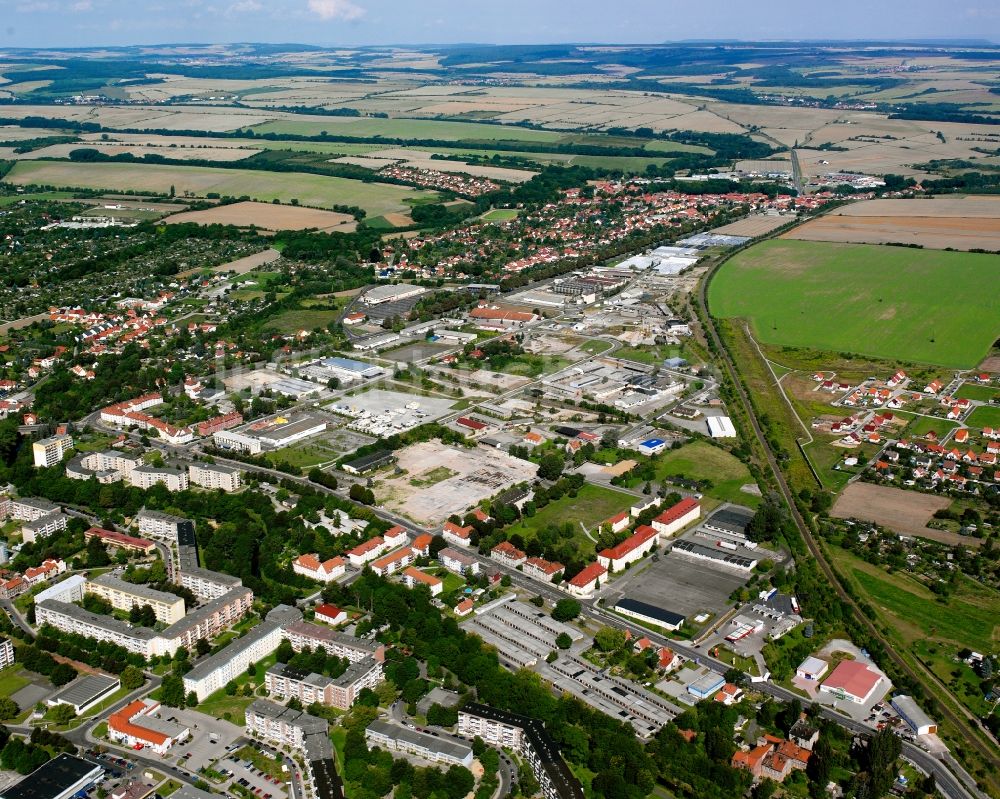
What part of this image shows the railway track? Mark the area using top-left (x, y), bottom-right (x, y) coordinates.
top-left (696, 247), bottom-right (998, 798)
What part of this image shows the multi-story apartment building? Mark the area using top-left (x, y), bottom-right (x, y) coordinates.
top-left (0, 637), bottom-right (14, 670)
top-left (458, 704), bottom-right (584, 799)
top-left (491, 541), bottom-right (527, 568)
top-left (179, 566), bottom-right (243, 601)
top-left (129, 466), bottom-right (189, 492)
top-left (183, 605), bottom-right (301, 701)
top-left (35, 600), bottom-right (167, 658)
top-left (245, 699), bottom-right (328, 751)
top-left (32, 434), bottom-right (73, 468)
top-left (9, 497), bottom-right (60, 521)
top-left (365, 720), bottom-right (473, 767)
top-left (21, 510), bottom-right (67, 543)
top-left (136, 510), bottom-right (194, 542)
top-left (265, 657), bottom-right (383, 710)
top-left (66, 449), bottom-right (143, 483)
top-left (370, 547), bottom-right (412, 577)
top-left (86, 573), bottom-right (185, 625)
top-left (283, 620), bottom-right (385, 663)
top-left (292, 555), bottom-right (346, 583)
top-left (522, 557), bottom-right (564, 583)
top-left (160, 586), bottom-right (253, 651)
top-left (188, 463), bottom-right (242, 492)
top-left (438, 547), bottom-right (480, 576)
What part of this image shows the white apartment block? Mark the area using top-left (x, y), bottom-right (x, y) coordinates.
top-left (22, 510), bottom-right (67, 543)
top-left (130, 466), bottom-right (189, 492)
top-left (183, 606), bottom-right (301, 701)
top-left (245, 699), bottom-right (328, 751)
top-left (36, 600), bottom-right (168, 658)
top-left (188, 463), bottom-right (242, 492)
top-left (81, 450), bottom-right (143, 478)
top-left (0, 638), bottom-right (13, 670)
top-left (179, 566), bottom-right (243, 601)
top-left (136, 510), bottom-right (193, 541)
top-left (33, 434), bottom-right (73, 468)
top-left (213, 430), bottom-right (262, 455)
top-left (9, 497), bottom-right (61, 521)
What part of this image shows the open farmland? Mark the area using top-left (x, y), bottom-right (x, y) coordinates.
top-left (3, 160), bottom-right (436, 217)
top-left (164, 201), bottom-right (356, 232)
top-left (709, 214), bottom-right (792, 237)
top-left (784, 196), bottom-right (1000, 250)
top-left (248, 116), bottom-right (567, 142)
top-left (831, 482), bottom-right (966, 545)
top-left (709, 239), bottom-right (1000, 368)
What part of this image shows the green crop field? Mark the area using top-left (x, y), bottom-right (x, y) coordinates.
top-left (3, 160), bottom-right (436, 217)
top-left (967, 404), bottom-right (1000, 430)
top-left (709, 240), bottom-right (1000, 368)
top-left (481, 208), bottom-right (520, 222)
top-left (247, 117), bottom-right (566, 143)
top-left (955, 383), bottom-right (1000, 402)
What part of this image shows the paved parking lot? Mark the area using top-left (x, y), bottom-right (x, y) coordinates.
top-left (161, 709), bottom-right (243, 772)
top-left (605, 554), bottom-right (748, 620)
top-left (218, 746), bottom-right (290, 799)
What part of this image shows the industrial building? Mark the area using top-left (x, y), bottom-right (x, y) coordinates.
top-left (47, 673), bottom-right (120, 715)
top-left (614, 598), bottom-right (685, 631)
top-left (891, 695), bottom-right (937, 735)
top-left (0, 753), bottom-right (104, 799)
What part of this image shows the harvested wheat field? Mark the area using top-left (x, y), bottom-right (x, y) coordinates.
top-left (165, 201), bottom-right (357, 232)
top-left (784, 196), bottom-right (1000, 250)
top-left (831, 482), bottom-right (975, 546)
top-left (710, 215), bottom-right (792, 237)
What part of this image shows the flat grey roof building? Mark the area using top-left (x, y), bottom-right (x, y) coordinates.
top-left (366, 719), bottom-right (473, 766)
top-left (47, 673), bottom-right (120, 714)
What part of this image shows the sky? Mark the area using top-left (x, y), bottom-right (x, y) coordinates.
top-left (2, 0), bottom-right (999, 49)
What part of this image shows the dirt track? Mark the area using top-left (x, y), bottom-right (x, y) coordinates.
top-left (831, 482), bottom-right (979, 546)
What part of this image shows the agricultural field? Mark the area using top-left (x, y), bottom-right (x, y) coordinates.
top-left (248, 117), bottom-right (567, 143)
top-left (709, 240), bottom-right (1000, 368)
top-left (3, 160), bottom-right (436, 217)
top-left (967, 405), bottom-right (1000, 430)
top-left (830, 482), bottom-right (964, 545)
top-left (784, 196), bottom-right (1000, 251)
top-left (709, 214), bottom-right (792, 237)
top-left (828, 545), bottom-right (999, 657)
top-left (164, 201), bottom-right (357, 232)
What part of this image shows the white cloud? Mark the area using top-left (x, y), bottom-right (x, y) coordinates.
top-left (71, 0), bottom-right (93, 11)
top-left (306, 0), bottom-right (365, 21)
top-left (228, 0), bottom-right (262, 11)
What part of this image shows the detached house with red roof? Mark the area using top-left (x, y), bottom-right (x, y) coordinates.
top-left (442, 521), bottom-right (475, 548)
top-left (293, 554), bottom-right (346, 583)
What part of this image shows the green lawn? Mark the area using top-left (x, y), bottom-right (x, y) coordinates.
top-left (0, 667), bottom-right (30, 698)
top-left (709, 240), bottom-right (1000, 368)
top-left (0, 190), bottom-right (76, 206)
top-left (4, 160), bottom-right (436, 218)
top-left (579, 339), bottom-right (615, 355)
top-left (904, 415), bottom-right (959, 438)
top-left (507, 483), bottom-right (634, 543)
top-left (955, 383), bottom-right (1000, 402)
top-left (265, 308), bottom-right (342, 334)
top-left (967, 404), bottom-right (1000, 430)
top-left (196, 690), bottom-right (257, 723)
top-left (653, 441), bottom-right (759, 506)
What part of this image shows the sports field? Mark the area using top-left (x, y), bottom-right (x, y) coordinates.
top-left (709, 240), bottom-right (1000, 368)
top-left (3, 160), bottom-right (436, 217)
